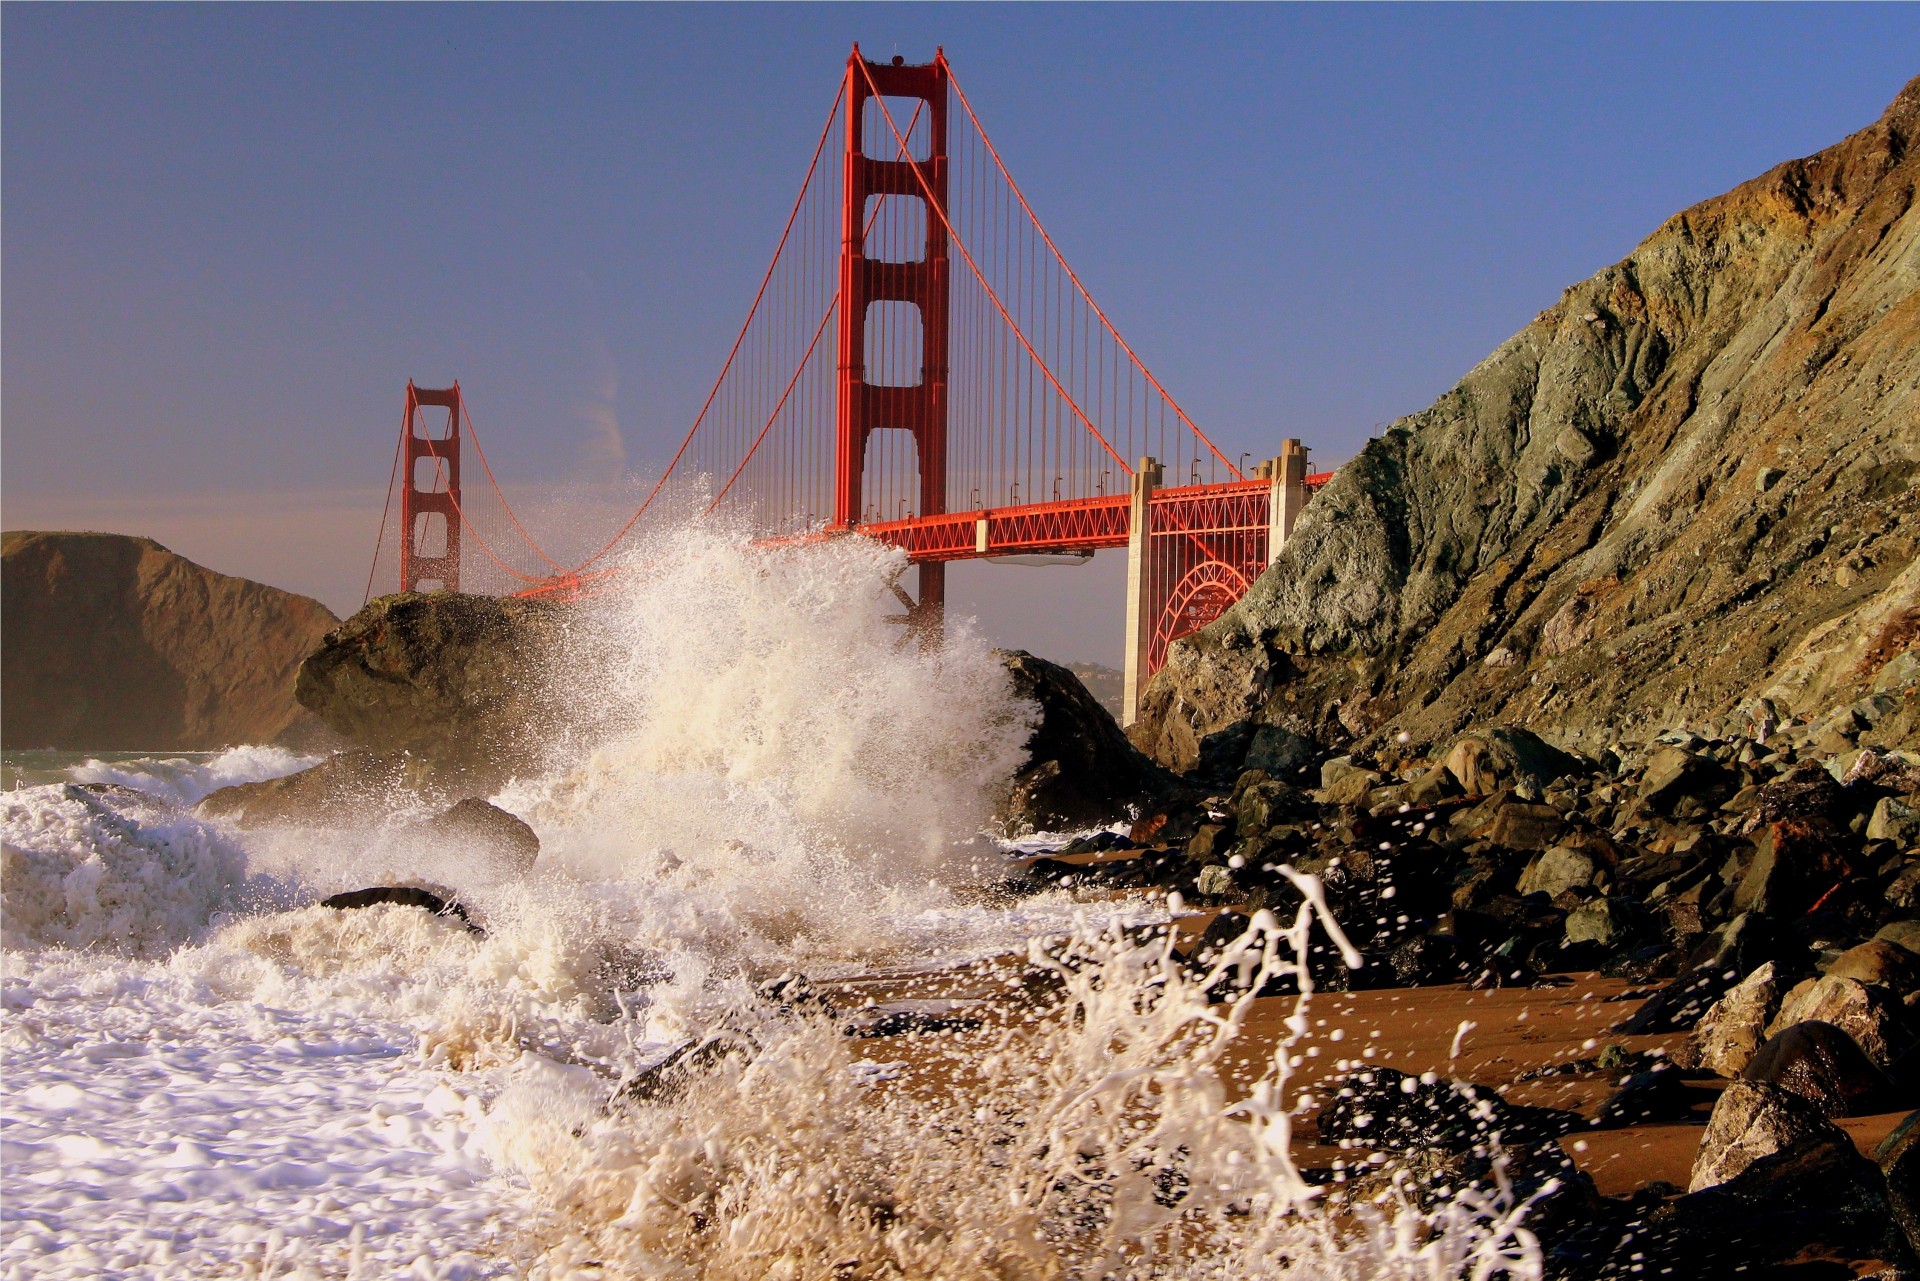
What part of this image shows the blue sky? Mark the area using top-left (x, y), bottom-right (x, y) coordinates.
top-left (5, 4), bottom-right (1917, 660)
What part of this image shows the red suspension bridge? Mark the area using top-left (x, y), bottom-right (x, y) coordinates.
top-left (371, 47), bottom-right (1329, 724)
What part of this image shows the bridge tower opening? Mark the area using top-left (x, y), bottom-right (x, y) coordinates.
top-left (836, 48), bottom-right (949, 630)
top-left (401, 382), bottom-right (462, 593)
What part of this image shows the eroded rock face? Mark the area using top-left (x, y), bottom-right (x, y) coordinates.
top-left (1, 531), bottom-right (340, 749)
top-left (1132, 76), bottom-right (1920, 775)
top-left (996, 651), bottom-right (1188, 834)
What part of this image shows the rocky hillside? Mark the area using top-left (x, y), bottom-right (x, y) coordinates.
top-left (1136, 76), bottom-right (1920, 777)
top-left (2, 531), bottom-right (339, 749)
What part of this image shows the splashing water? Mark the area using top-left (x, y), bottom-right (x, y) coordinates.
top-left (1, 523), bottom-right (1544, 1279)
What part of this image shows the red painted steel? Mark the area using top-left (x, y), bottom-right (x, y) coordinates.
top-left (401, 382), bottom-right (461, 593)
top-left (838, 48), bottom-right (950, 620)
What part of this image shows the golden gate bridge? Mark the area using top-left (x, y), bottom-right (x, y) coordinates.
top-left (369, 46), bottom-right (1329, 724)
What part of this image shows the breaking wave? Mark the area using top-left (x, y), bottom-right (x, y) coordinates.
top-left (1, 522), bottom-right (1544, 1279)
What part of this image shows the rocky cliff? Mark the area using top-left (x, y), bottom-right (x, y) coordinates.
top-left (2, 531), bottom-right (340, 749)
top-left (1135, 76), bottom-right (1920, 776)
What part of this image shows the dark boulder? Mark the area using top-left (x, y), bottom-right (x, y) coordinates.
top-left (1635, 747), bottom-right (1733, 819)
top-left (295, 591), bottom-right (579, 795)
top-left (998, 650), bottom-right (1191, 833)
top-left (1743, 1021), bottom-right (1898, 1117)
top-left (416, 798), bottom-right (541, 878)
top-left (319, 885), bottom-right (481, 935)
top-left (1594, 1064), bottom-right (1702, 1129)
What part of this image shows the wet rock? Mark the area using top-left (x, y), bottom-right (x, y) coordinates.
top-left (1443, 728), bottom-right (1581, 799)
top-left (1315, 1065), bottom-right (1580, 1152)
top-left (198, 750), bottom-right (409, 826)
top-left (296, 591), bottom-right (578, 794)
top-left (1879, 1109), bottom-right (1920, 1258)
top-left (1518, 844), bottom-right (1601, 897)
top-left (416, 798), bottom-right (540, 877)
top-left (1828, 941), bottom-right (1920, 995)
top-left (1388, 934), bottom-right (1463, 987)
top-left (1682, 961), bottom-right (1782, 1077)
top-left (1624, 1079), bottom-right (1907, 1271)
top-left (1770, 974), bottom-right (1915, 1069)
top-left (1195, 865), bottom-right (1237, 898)
top-left (1185, 823), bottom-right (1230, 863)
top-left (319, 885), bottom-right (481, 935)
top-left (1615, 915), bottom-right (1806, 1034)
top-left (998, 651), bottom-right (1191, 833)
top-left (1690, 1078), bottom-right (1852, 1191)
top-left (1743, 1020), bottom-right (1897, 1117)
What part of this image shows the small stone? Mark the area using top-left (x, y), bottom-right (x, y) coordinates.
top-left (1878, 1109), bottom-right (1920, 1257)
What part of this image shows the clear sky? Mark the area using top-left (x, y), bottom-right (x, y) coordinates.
top-left (6, 4), bottom-right (1917, 663)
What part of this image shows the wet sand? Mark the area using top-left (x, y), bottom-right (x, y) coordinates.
top-left (828, 900), bottom-right (1908, 1203)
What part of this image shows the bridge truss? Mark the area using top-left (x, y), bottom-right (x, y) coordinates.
top-left (371, 47), bottom-right (1329, 719)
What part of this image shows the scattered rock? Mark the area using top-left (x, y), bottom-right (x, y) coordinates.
top-left (1877, 920), bottom-right (1920, 955)
top-left (1869, 796), bottom-right (1920, 847)
top-left (1519, 845), bottom-right (1601, 897)
top-left (1827, 940), bottom-right (1920, 994)
top-left (1595, 1065), bottom-right (1701, 1128)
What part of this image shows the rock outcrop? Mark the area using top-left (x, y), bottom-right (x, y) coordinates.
top-left (1134, 76), bottom-right (1920, 774)
top-left (291, 591), bottom-right (577, 794)
top-left (1, 531), bottom-right (339, 749)
top-left (997, 651), bottom-right (1189, 833)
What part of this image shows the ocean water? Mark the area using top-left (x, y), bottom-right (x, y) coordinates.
top-left (1, 524), bottom-right (1544, 1279)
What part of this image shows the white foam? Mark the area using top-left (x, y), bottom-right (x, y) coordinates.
top-left (68, 745), bottom-right (321, 809)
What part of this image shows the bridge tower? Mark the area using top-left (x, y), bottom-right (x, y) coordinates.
top-left (400, 381), bottom-right (462, 593)
top-left (836, 48), bottom-right (949, 628)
